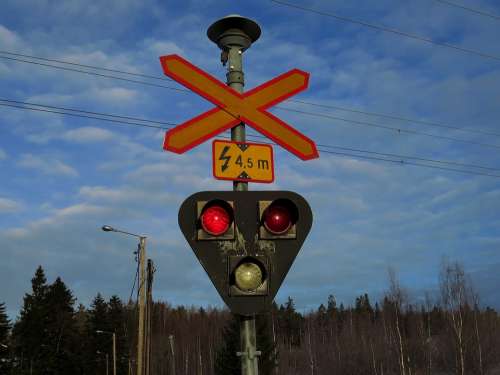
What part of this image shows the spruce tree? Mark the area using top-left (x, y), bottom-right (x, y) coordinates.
top-left (108, 295), bottom-right (129, 374)
top-left (44, 277), bottom-right (79, 374)
top-left (215, 313), bottom-right (278, 375)
top-left (214, 314), bottom-right (240, 375)
top-left (0, 302), bottom-right (11, 373)
top-left (256, 313), bottom-right (278, 375)
top-left (84, 293), bottom-right (110, 375)
top-left (12, 265), bottom-right (50, 374)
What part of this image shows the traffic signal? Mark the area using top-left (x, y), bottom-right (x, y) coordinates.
top-left (178, 191), bottom-right (312, 316)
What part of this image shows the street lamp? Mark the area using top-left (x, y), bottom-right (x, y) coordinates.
top-left (101, 225), bottom-right (147, 375)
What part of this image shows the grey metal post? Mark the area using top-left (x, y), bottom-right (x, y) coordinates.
top-left (208, 15), bottom-right (262, 375)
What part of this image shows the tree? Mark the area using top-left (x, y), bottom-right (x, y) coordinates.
top-left (0, 302), bottom-right (11, 373)
top-left (256, 313), bottom-right (278, 375)
top-left (12, 265), bottom-right (50, 374)
top-left (84, 293), bottom-right (110, 375)
top-left (214, 314), bottom-right (240, 375)
top-left (214, 313), bottom-right (277, 375)
top-left (43, 277), bottom-right (79, 373)
top-left (439, 260), bottom-right (473, 375)
top-left (108, 295), bottom-right (130, 374)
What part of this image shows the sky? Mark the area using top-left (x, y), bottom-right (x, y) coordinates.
top-left (1, 0), bottom-right (500, 319)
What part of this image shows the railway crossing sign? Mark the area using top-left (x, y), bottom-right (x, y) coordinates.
top-left (212, 140), bottom-right (274, 183)
top-left (159, 54), bottom-right (319, 160)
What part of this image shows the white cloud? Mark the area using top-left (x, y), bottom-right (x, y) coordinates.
top-left (0, 24), bottom-right (22, 48)
top-left (91, 87), bottom-right (138, 103)
top-left (78, 185), bottom-right (180, 206)
top-left (146, 39), bottom-right (185, 56)
top-left (17, 154), bottom-right (79, 177)
top-left (0, 197), bottom-right (23, 213)
top-left (62, 126), bottom-right (114, 143)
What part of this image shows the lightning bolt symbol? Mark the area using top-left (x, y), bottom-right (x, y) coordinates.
top-left (219, 146), bottom-right (231, 172)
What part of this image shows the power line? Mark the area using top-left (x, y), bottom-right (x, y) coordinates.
top-left (434, 0), bottom-right (500, 21)
top-left (0, 54), bottom-right (186, 92)
top-left (0, 101), bottom-right (167, 131)
top-left (275, 107), bottom-right (500, 150)
top-left (288, 99), bottom-right (500, 138)
top-left (315, 148), bottom-right (500, 178)
top-left (1, 98), bottom-right (499, 178)
top-left (1, 50), bottom-right (498, 139)
top-left (4, 54), bottom-right (500, 151)
top-left (0, 50), bottom-right (175, 82)
top-left (269, 0), bottom-right (500, 62)
top-left (3, 97), bottom-right (495, 171)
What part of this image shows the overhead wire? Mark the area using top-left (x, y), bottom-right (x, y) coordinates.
top-left (288, 99), bottom-right (500, 138)
top-left (433, 0), bottom-right (500, 21)
top-left (0, 50), bottom-right (498, 139)
top-left (269, 0), bottom-right (500, 62)
top-left (275, 107), bottom-right (500, 150)
top-left (1, 98), bottom-right (500, 178)
top-left (0, 54), bottom-right (187, 92)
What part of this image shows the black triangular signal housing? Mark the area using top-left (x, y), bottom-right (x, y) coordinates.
top-left (178, 190), bottom-right (313, 316)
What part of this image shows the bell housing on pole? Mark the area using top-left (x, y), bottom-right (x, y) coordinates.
top-left (207, 14), bottom-right (261, 51)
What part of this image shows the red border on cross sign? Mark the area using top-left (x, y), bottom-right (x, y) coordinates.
top-left (159, 54), bottom-right (318, 160)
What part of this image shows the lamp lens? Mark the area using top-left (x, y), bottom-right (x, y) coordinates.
top-left (264, 204), bottom-right (292, 234)
top-left (234, 262), bottom-right (263, 291)
top-left (201, 204), bottom-right (232, 236)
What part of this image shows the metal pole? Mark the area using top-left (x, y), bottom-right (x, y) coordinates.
top-left (137, 237), bottom-right (147, 375)
top-left (106, 353), bottom-right (109, 375)
top-left (225, 26), bottom-right (259, 375)
top-left (208, 15), bottom-right (261, 375)
top-left (113, 332), bottom-right (117, 375)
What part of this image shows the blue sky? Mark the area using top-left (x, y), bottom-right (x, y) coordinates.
top-left (1, 0), bottom-right (500, 319)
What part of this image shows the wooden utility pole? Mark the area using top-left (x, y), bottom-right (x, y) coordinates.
top-left (137, 237), bottom-right (147, 375)
top-left (169, 334), bottom-right (176, 375)
top-left (145, 259), bottom-right (155, 375)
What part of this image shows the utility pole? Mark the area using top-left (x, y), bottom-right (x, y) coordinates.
top-left (101, 225), bottom-right (148, 375)
top-left (145, 259), bottom-right (155, 375)
top-left (137, 236), bottom-right (147, 375)
top-left (207, 15), bottom-right (261, 375)
top-left (113, 332), bottom-right (117, 375)
top-left (168, 334), bottom-right (176, 375)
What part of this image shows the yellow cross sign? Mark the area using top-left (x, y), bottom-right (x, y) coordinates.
top-left (212, 140), bottom-right (274, 183)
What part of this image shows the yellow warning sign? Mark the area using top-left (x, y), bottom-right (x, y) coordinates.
top-left (212, 140), bottom-right (274, 183)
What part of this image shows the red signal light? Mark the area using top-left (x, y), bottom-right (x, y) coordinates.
top-left (263, 204), bottom-right (293, 235)
top-left (200, 204), bottom-right (232, 236)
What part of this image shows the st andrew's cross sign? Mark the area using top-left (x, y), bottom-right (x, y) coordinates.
top-left (159, 54), bottom-right (319, 160)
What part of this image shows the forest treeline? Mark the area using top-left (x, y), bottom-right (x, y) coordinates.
top-left (0, 261), bottom-right (499, 375)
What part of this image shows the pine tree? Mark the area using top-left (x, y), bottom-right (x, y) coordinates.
top-left (108, 295), bottom-right (129, 374)
top-left (12, 265), bottom-right (50, 374)
top-left (44, 277), bottom-right (79, 374)
top-left (0, 302), bottom-right (11, 373)
top-left (214, 314), bottom-right (240, 375)
top-left (281, 297), bottom-right (303, 347)
top-left (256, 313), bottom-right (278, 375)
top-left (215, 313), bottom-right (278, 375)
top-left (84, 293), bottom-right (110, 375)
